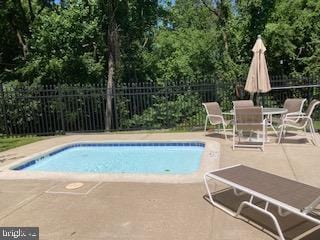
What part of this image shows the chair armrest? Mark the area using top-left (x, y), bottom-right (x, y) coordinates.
top-left (207, 114), bottom-right (230, 126)
top-left (285, 112), bottom-right (305, 117)
top-left (283, 112), bottom-right (307, 122)
top-left (283, 115), bottom-right (312, 121)
top-left (222, 112), bottom-right (233, 115)
top-left (207, 114), bottom-right (224, 119)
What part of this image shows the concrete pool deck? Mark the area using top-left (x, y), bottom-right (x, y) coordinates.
top-left (0, 131), bottom-right (319, 239)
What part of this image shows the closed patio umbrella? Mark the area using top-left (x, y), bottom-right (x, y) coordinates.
top-left (245, 35), bottom-right (271, 100)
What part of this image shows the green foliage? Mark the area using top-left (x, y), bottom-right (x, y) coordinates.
top-left (143, 0), bottom-right (247, 84)
top-left (2, 0), bottom-right (320, 85)
top-left (97, 0), bottom-right (159, 83)
top-left (0, 81), bottom-right (41, 134)
top-left (124, 92), bottom-right (201, 129)
top-left (1, 0), bottom-right (320, 134)
top-left (263, 0), bottom-right (320, 76)
top-left (16, 1), bottom-right (104, 85)
top-left (145, 28), bottom-right (219, 82)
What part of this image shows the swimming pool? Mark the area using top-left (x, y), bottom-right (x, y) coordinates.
top-left (13, 142), bottom-right (205, 174)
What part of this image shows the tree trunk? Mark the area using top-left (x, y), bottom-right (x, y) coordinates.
top-left (222, 30), bottom-right (228, 52)
top-left (105, 13), bottom-right (118, 131)
top-left (9, 17), bottom-right (29, 59)
top-left (104, 0), bottom-right (121, 131)
top-left (27, 0), bottom-right (35, 21)
top-left (105, 48), bottom-right (114, 131)
top-left (16, 28), bottom-right (28, 58)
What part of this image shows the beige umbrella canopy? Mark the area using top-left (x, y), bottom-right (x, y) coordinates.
top-left (245, 35), bottom-right (271, 94)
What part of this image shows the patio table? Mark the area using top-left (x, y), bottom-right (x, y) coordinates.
top-left (262, 108), bottom-right (288, 136)
top-left (230, 107), bottom-right (287, 138)
top-left (263, 107), bottom-right (288, 115)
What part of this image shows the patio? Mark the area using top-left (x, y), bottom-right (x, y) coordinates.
top-left (0, 132), bottom-right (319, 239)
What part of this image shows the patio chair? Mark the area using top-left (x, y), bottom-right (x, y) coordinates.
top-left (204, 165), bottom-right (320, 240)
top-left (273, 98), bottom-right (307, 125)
top-left (232, 100), bottom-right (254, 108)
top-left (233, 106), bottom-right (267, 151)
top-left (202, 102), bottom-right (231, 139)
top-left (278, 99), bottom-right (320, 145)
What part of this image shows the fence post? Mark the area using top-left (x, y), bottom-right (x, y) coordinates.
top-left (58, 85), bottom-right (65, 134)
top-left (165, 81), bottom-right (169, 129)
top-left (0, 84), bottom-right (9, 136)
top-left (214, 77), bottom-right (217, 102)
top-left (113, 84), bottom-right (118, 130)
top-left (307, 76), bottom-right (312, 102)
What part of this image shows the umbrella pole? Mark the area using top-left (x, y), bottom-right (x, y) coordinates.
top-left (256, 92), bottom-right (260, 106)
top-left (250, 92), bottom-right (255, 101)
top-left (249, 92), bottom-right (261, 106)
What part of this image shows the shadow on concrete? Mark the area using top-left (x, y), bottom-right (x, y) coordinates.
top-left (203, 188), bottom-right (320, 240)
top-left (205, 132), bottom-right (231, 140)
top-left (0, 153), bottom-right (23, 163)
top-left (279, 138), bottom-right (311, 144)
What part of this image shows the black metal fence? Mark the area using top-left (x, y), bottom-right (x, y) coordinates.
top-left (0, 76), bottom-right (320, 136)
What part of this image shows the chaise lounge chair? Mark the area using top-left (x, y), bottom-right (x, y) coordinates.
top-left (204, 165), bottom-right (320, 240)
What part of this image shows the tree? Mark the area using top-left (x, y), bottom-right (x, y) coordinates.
top-left (0, 0), bottom-right (57, 82)
top-left (262, 0), bottom-right (320, 76)
top-left (98, 0), bottom-right (158, 130)
top-left (143, 0), bottom-right (245, 84)
top-left (13, 1), bottom-right (103, 85)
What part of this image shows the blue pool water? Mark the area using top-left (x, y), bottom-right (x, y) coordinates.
top-left (14, 142), bottom-right (204, 174)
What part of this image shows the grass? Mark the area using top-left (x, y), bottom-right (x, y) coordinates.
top-left (0, 136), bottom-right (45, 152)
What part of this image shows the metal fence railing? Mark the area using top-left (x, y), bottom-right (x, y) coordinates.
top-left (0, 76), bottom-right (320, 136)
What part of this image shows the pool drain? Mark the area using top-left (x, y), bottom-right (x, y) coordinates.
top-left (65, 182), bottom-right (84, 190)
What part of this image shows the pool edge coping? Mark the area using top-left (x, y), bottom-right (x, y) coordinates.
top-left (0, 139), bottom-right (220, 183)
